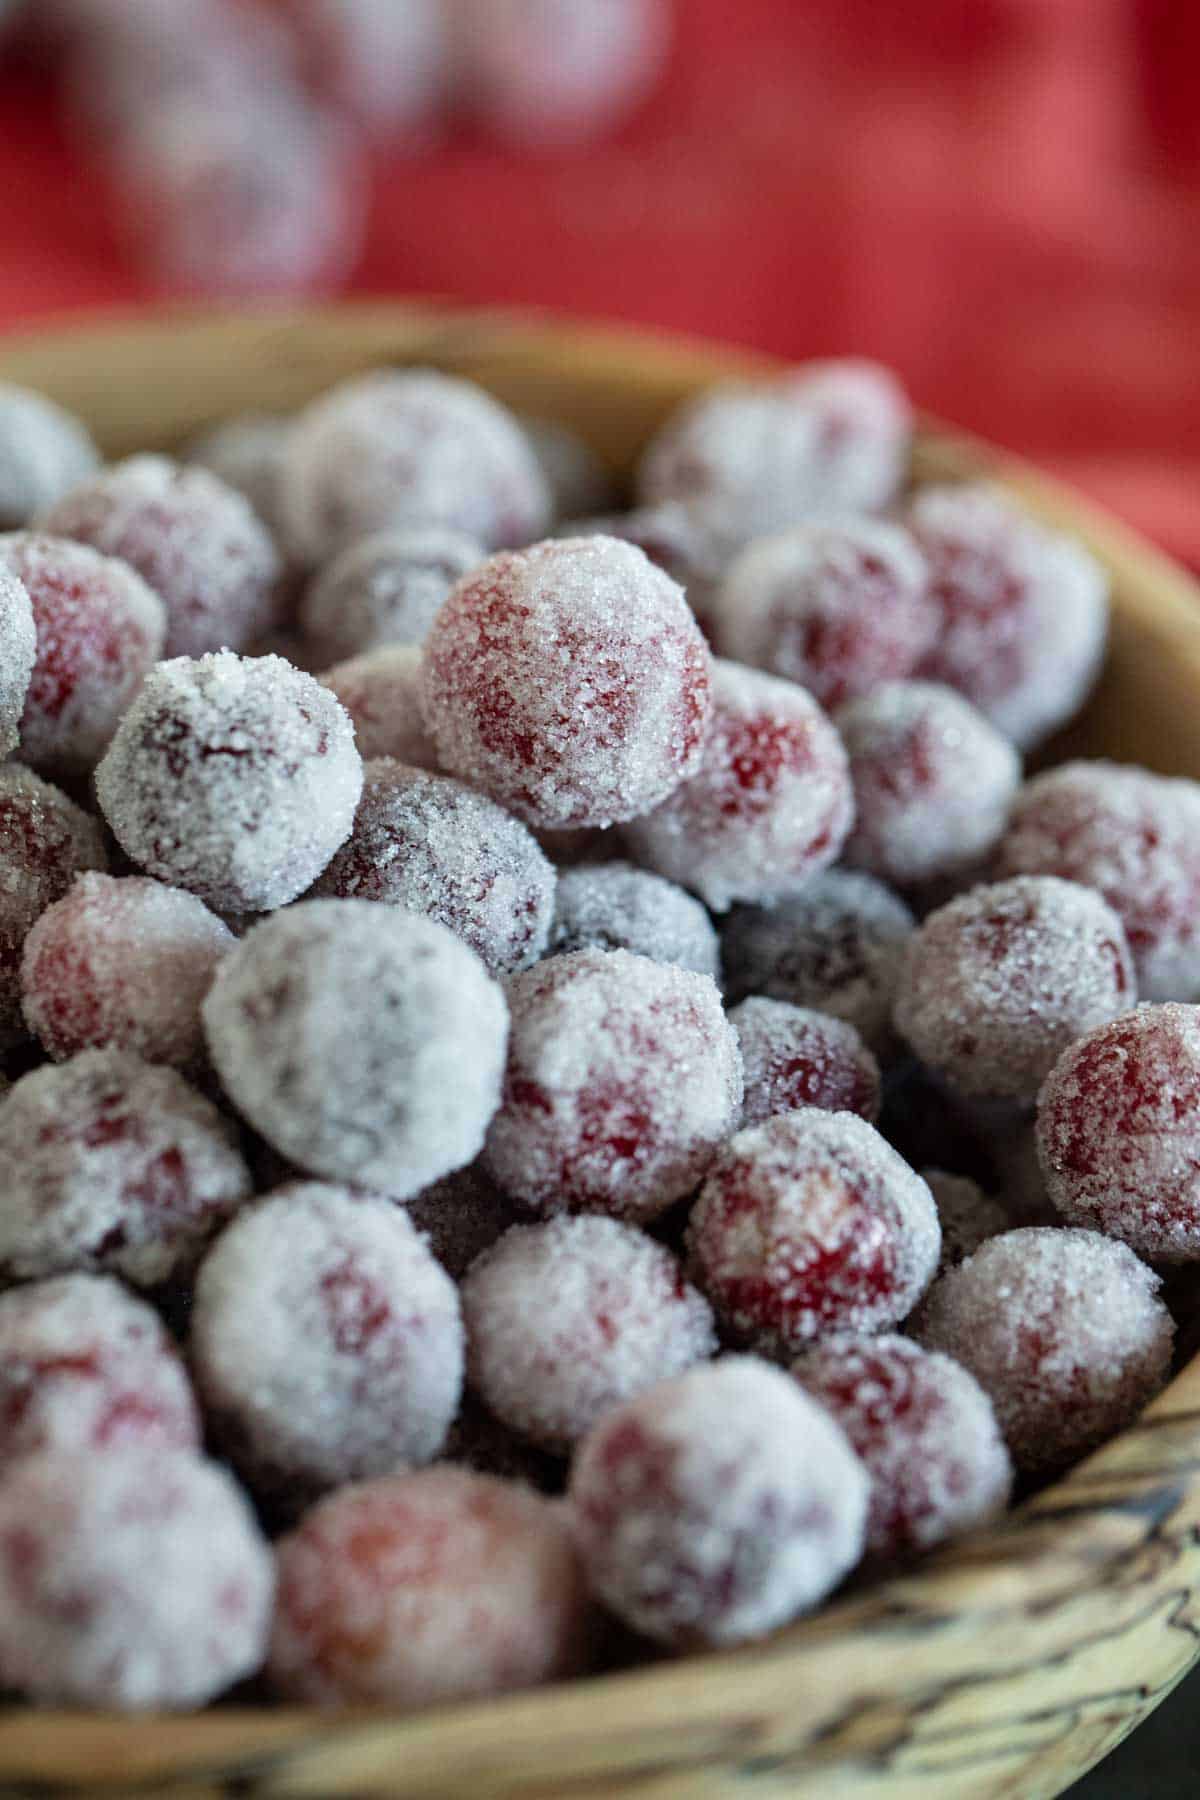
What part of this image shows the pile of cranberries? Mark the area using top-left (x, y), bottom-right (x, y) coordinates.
top-left (0, 350), bottom-right (1188, 1718)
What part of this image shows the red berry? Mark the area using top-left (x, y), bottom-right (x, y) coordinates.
top-left (730, 996), bottom-right (881, 1127)
top-left (319, 644), bottom-right (440, 770)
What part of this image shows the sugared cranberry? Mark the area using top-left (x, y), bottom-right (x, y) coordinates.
top-left (548, 860), bottom-right (720, 980)
top-left (731, 996), bottom-right (881, 1128)
top-left (561, 503), bottom-right (727, 639)
top-left (300, 525), bottom-right (484, 666)
top-left (185, 412), bottom-right (292, 551)
top-left (0, 557), bottom-right (35, 758)
top-left (0, 383), bottom-right (99, 531)
top-left (319, 643), bottom-right (440, 770)
top-left (282, 0), bottom-right (448, 139)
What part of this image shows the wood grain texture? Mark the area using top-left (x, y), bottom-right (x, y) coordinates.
top-left (3, 302), bottom-right (1200, 1800)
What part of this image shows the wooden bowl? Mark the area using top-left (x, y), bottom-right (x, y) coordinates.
top-left (4, 303), bottom-right (1200, 1800)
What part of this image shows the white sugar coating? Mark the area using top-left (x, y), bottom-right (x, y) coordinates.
top-left (42, 453), bottom-right (283, 657)
top-left (404, 1162), bottom-right (517, 1280)
top-left (313, 760), bottom-right (556, 977)
top-left (185, 412), bottom-right (292, 547)
top-left (300, 525), bottom-right (485, 665)
top-left (548, 860), bottom-right (720, 980)
top-left (778, 360), bottom-right (912, 511)
top-left (909, 483), bottom-right (1109, 749)
top-left (914, 1228), bottom-right (1174, 1473)
top-left (0, 1049), bottom-right (252, 1289)
top-left (0, 559), bottom-right (35, 757)
top-left (270, 1467), bottom-right (588, 1706)
top-left (568, 1355), bottom-right (868, 1647)
top-left (0, 764), bottom-right (108, 1048)
top-left (482, 948), bottom-right (742, 1224)
top-left (320, 643), bottom-right (440, 769)
top-left (923, 1170), bottom-right (1010, 1274)
top-left (522, 417), bottom-right (616, 522)
top-left (0, 1448), bottom-right (273, 1710)
top-left (193, 1183), bottom-right (463, 1497)
top-left (689, 1112), bottom-right (939, 1355)
top-left (420, 536), bottom-right (712, 831)
top-left (722, 870), bottom-right (916, 1054)
top-left (0, 1273), bottom-right (200, 1465)
top-left (623, 659), bottom-right (853, 911)
top-left (730, 997), bottom-right (881, 1128)
top-left (281, 370), bottom-right (552, 568)
top-left (1036, 1002), bottom-right (1200, 1261)
top-left (0, 532), bottom-right (166, 777)
top-left (21, 872), bottom-right (235, 1068)
top-left (894, 876), bottom-right (1136, 1103)
top-left (95, 652), bottom-right (363, 914)
top-left (996, 760), bottom-right (1200, 1002)
top-left (790, 1333), bottom-right (1012, 1562)
top-left (713, 518), bottom-right (935, 710)
top-left (287, 0), bottom-right (447, 135)
top-left (462, 1216), bottom-right (716, 1452)
top-left (0, 383), bottom-right (99, 530)
top-left (203, 900), bottom-right (508, 1198)
top-left (836, 680), bottom-right (1021, 888)
top-left (558, 503), bottom-right (729, 636)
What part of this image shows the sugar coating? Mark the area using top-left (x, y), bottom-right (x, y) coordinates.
top-left (837, 680), bottom-right (1021, 888)
top-left (0, 559), bottom-right (35, 757)
top-left (548, 860), bottom-right (720, 980)
top-left (714, 519), bottom-right (935, 711)
top-left (0, 1049), bottom-right (252, 1289)
top-left (313, 760), bottom-right (556, 977)
top-left (43, 454), bottom-right (283, 658)
top-left (568, 1355), bottom-right (868, 1647)
top-left (462, 1216), bottom-right (716, 1452)
top-left (193, 1183), bottom-right (463, 1498)
top-left (791, 1333), bottom-right (1012, 1563)
top-left (96, 652), bottom-right (363, 914)
top-left (895, 876), bottom-right (1136, 1102)
top-left (923, 1170), bottom-right (1010, 1275)
top-left (482, 949), bottom-right (742, 1224)
top-left (0, 1273), bottom-right (199, 1465)
top-left (914, 1228), bottom-right (1174, 1473)
top-left (269, 1467), bottom-right (588, 1706)
top-left (21, 872), bottom-right (234, 1069)
top-left (730, 997), bottom-right (881, 1129)
top-left (624, 659), bottom-right (853, 911)
top-left (722, 870), bottom-right (915, 1054)
top-left (204, 899), bottom-right (508, 1199)
top-left (523, 417), bottom-right (616, 523)
top-left (0, 764), bottom-right (108, 1048)
top-left (185, 413), bottom-right (292, 548)
top-left (421, 536), bottom-right (712, 831)
top-left (559, 503), bottom-right (728, 638)
top-left (286, 0), bottom-right (447, 136)
top-left (688, 1111), bottom-right (940, 1355)
top-left (404, 1162), bottom-right (517, 1280)
top-left (996, 760), bottom-right (1200, 1002)
top-left (0, 1448), bottom-right (273, 1710)
top-left (1036, 1002), bottom-right (1200, 1261)
top-left (910, 483), bottom-right (1109, 749)
top-left (301, 525), bottom-right (485, 666)
top-left (320, 643), bottom-right (440, 769)
top-left (0, 533), bottom-right (165, 778)
top-left (0, 383), bottom-right (99, 530)
top-left (281, 370), bottom-right (551, 568)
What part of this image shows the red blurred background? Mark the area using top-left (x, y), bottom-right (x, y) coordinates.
top-left (1, 0), bottom-right (1199, 563)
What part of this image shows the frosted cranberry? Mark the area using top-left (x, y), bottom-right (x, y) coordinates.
top-left (21, 873), bottom-right (234, 1069)
top-left (0, 383), bottom-right (99, 531)
top-left (923, 1170), bottom-right (1010, 1274)
top-left (95, 652), bottom-right (363, 914)
top-left (688, 1111), bottom-right (940, 1355)
top-left (561, 503), bottom-right (727, 639)
top-left (568, 1356), bottom-right (867, 1647)
top-left (996, 761), bottom-right (1200, 1002)
top-left (837, 680), bottom-right (1020, 889)
top-left (524, 417), bottom-right (616, 523)
top-left (193, 1183), bottom-right (462, 1499)
top-left (549, 860), bottom-right (720, 980)
top-left (0, 764), bottom-right (108, 1049)
top-left (624, 659), bottom-right (853, 911)
top-left (0, 1448), bottom-right (272, 1709)
top-left (301, 526), bottom-right (484, 666)
top-left (0, 1049), bottom-right (252, 1290)
top-left (722, 870), bottom-right (915, 1055)
top-left (714, 519), bottom-right (935, 710)
top-left (283, 0), bottom-right (448, 138)
top-left (910, 484), bottom-right (1108, 748)
top-left (319, 643), bottom-right (439, 769)
top-left (791, 1334), bottom-right (1011, 1563)
top-left (731, 997), bottom-right (881, 1128)
top-left (282, 371), bottom-right (551, 568)
top-left (463, 1216), bottom-right (715, 1451)
top-left (185, 413), bottom-right (292, 549)
top-left (0, 559), bottom-right (35, 758)
top-left (269, 1467), bottom-right (588, 1705)
top-left (895, 876), bottom-right (1135, 1102)
top-left (482, 949), bottom-right (741, 1224)
top-left (0, 1273), bottom-right (198, 1466)
top-left (915, 1228), bottom-right (1174, 1473)
top-left (422, 536), bottom-right (711, 831)
top-left (0, 534), bottom-right (165, 778)
top-left (203, 900), bottom-right (508, 1199)
top-left (404, 1162), bottom-right (517, 1281)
